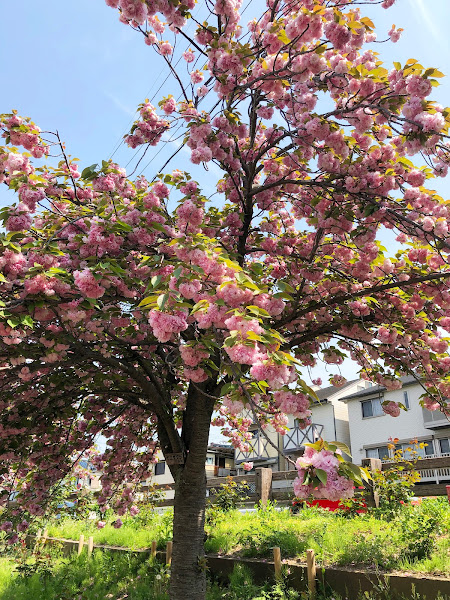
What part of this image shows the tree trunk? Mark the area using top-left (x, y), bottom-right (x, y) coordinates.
top-left (168, 384), bottom-right (214, 600)
top-left (169, 462), bottom-right (208, 600)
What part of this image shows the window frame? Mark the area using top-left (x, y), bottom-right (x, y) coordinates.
top-left (366, 446), bottom-right (391, 461)
top-left (439, 438), bottom-right (450, 455)
top-left (361, 397), bottom-right (384, 419)
top-left (155, 461), bottom-right (166, 476)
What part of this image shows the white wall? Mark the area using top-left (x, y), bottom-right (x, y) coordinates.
top-left (345, 382), bottom-right (450, 463)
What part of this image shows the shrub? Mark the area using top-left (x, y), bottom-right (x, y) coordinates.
top-left (399, 509), bottom-right (440, 561)
top-left (371, 440), bottom-right (422, 518)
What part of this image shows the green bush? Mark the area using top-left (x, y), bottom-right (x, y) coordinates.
top-left (399, 509), bottom-right (440, 561)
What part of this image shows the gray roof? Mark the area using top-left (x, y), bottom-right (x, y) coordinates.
top-left (314, 379), bottom-right (359, 403)
top-left (339, 375), bottom-right (419, 403)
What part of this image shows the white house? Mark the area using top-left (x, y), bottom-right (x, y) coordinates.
top-left (234, 378), bottom-right (373, 473)
top-left (283, 378), bottom-right (373, 467)
top-left (340, 376), bottom-right (450, 484)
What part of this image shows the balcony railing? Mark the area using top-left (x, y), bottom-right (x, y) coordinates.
top-left (235, 430), bottom-right (275, 464)
top-left (380, 453), bottom-right (450, 484)
top-left (415, 452), bottom-right (450, 483)
top-left (283, 423), bottom-right (324, 453)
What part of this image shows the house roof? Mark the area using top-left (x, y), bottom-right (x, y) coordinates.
top-left (338, 375), bottom-right (419, 403)
top-left (207, 443), bottom-right (234, 457)
top-left (313, 379), bottom-right (359, 403)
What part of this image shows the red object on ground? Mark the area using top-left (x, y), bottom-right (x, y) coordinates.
top-left (304, 499), bottom-right (367, 512)
top-left (307, 499), bottom-right (343, 511)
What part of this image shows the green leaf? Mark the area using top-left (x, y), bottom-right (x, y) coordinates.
top-left (138, 294), bottom-right (159, 308)
top-left (247, 305), bottom-right (271, 318)
top-left (329, 441), bottom-right (352, 457)
top-left (245, 330), bottom-right (264, 342)
top-left (151, 275), bottom-right (162, 289)
top-left (21, 315), bottom-right (34, 328)
top-left (191, 299), bottom-right (209, 314)
top-left (172, 266), bottom-right (183, 279)
top-left (157, 293), bottom-right (169, 310)
top-left (315, 468), bottom-right (328, 486)
top-left (220, 383), bottom-right (234, 396)
top-left (277, 29), bottom-right (290, 44)
top-left (80, 164), bottom-right (98, 179)
top-left (115, 220), bottom-right (133, 232)
top-left (150, 222), bottom-right (167, 233)
top-left (341, 462), bottom-right (363, 484)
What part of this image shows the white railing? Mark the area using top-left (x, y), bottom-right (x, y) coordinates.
top-left (283, 423), bottom-right (324, 452)
top-left (235, 430), bottom-right (273, 464)
top-left (380, 453), bottom-right (450, 484)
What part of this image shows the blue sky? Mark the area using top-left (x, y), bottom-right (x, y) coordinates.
top-left (1, 0), bottom-right (450, 395)
top-left (1, 0), bottom-right (449, 209)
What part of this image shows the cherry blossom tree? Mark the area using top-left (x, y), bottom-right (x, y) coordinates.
top-left (2, 0), bottom-right (450, 598)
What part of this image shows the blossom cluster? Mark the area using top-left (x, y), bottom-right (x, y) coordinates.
top-left (293, 446), bottom-right (355, 502)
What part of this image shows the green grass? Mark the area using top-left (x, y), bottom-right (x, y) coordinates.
top-left (0, 554), bottom-right (448, 600)
top-left (36, 499), bottom-right (450, 575)
top-left (0, 552), bottom-right (169, 600)
top-left (46, 510), bottom-right (173, 550)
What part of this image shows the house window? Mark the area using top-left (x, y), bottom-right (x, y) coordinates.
top-left (366, 446), bottom-right (390, 461)
top-left (403, 391), bottom-right (410, 409)
top-left (361, 398), bottom-right (384, 418)
top-left (395, 440), bottom-right (434, 459)
top-left (205, 456), bottom-right (214, 465)
top-left (439, 438), bottom-right (450, 455)
top-left (423, 440), bottom-right (435, 457)
top-left (155, 461), bottom-right (166, 476)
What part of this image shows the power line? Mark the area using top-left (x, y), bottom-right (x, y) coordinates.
top-left (108, 4), bottom-right (204, 160)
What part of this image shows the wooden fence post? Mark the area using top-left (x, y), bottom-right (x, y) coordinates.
top-left (273, 546), bottom-right (282, 580)
top-left (87, 536), bottom-right (94, 558)
top-left (306, 549), bottom-right (316, 599)
top-left (166, 541), bottom-right (173, 566)
top-left (33, 529), bottom-right (42, 553)
top-left (446, 485), bottom-right (450, 504)
top-left (42, 529), bottom-right (48, 545)
top-left (255, 467), bottom-right (273, 506)
top-left (361, 458), bottom-right (382, 508)
top-left (151, 540), bottom-right (157, 559)
top-left (77, 534), bottom-right (85, 556)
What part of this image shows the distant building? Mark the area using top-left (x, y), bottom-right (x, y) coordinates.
top-left (234, 379), bottom-right (373, 474)
top-left (141, 444), bottom-right (235, 500)
top-left (76, 459), bottom-right (102, 492)
top-left (340, 376), bottom-right (450, 484)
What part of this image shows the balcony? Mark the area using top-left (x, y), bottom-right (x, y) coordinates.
top-left (235, 430), bottom-right (276, 465)
top-left (415, 453), bottom-right (450, 484)
top-left (283, 423), bottom-right (324, 453)
top-left (423, 408), bottom-right (450, 429)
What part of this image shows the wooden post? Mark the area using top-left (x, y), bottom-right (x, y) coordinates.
top-left (33, 529), bottom-right (42, 553)
top-left (255, 467), bottom-right (273, 506)
top-left (77, 534), bottom-right (85, 556)
top-left (87, 536), bottom-right (94, 558)
top-left (446, 485), bottom-right (450, 504)
top-left (42, 529), bottom-right (48, 546)
top-left (166, 540), bottom-right (173, 566)
top-left (361, 458), bottom-right (382, 508)
top-left (151, 540), bottom-right (157, 559)
top-left (273, 546), bottom-right (282, 580)
top-left (306, 549), bottom-right (316, 599)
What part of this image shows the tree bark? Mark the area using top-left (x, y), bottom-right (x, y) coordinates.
top-left (169, 460), bottom-right (208, 600)
top-left (168, 384), bottom-right (215, 600)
